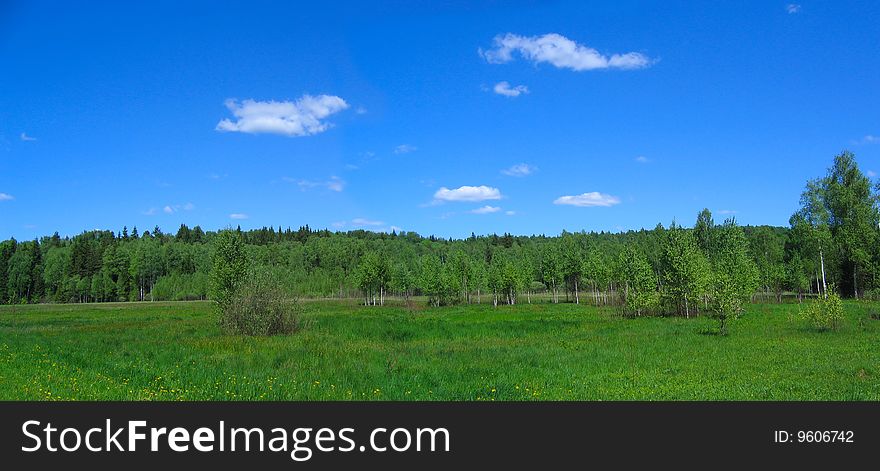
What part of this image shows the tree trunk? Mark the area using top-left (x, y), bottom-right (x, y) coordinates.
top-left (574, 279), bottom-right (579, 305)
top-left (819, 249), bottom-right (828, 299)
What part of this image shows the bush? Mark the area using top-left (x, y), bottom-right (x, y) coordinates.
top-left (219, 270), bottom-right (302, 336)
top-left (803, 290), bottom-right (844, 331)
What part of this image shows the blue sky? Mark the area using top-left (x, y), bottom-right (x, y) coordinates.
top-left (1, 1), bottom-right (879, 240)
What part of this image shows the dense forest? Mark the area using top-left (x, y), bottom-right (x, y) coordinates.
top-left (2, 151), bottom-right (878, 313)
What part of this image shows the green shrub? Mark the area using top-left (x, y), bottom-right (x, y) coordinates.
top-left (803, 290), bottom-right (844, 331)
top-left (219, 270), bottom-right (302, 336)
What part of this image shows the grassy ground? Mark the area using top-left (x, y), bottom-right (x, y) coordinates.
top-left (0, 299), bottom-right (878, 400)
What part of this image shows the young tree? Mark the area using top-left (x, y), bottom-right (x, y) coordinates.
top-left (709, 219), bottom-right (759, 334)
top-left (615, 245), bottom-right (659, 316)
top-left (694, 208), bottom-right (715, 256)
top-left (209, 230), bottom-right (248, 312)
top-left (660, 223), bottom-right (710, 317)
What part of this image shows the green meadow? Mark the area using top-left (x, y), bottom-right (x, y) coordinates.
top-left (1, 299), bottom-right (878, 401)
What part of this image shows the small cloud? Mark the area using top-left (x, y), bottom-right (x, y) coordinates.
top-left (786, 4), bottom-right (801, 14)
top-left (331, 221), bottom-right (346, 229)
top-left (142, 207), bottom-right (158, 216)
top-left (505, 210), bottom-right (516, 216)
top-left (553, 192), bottom-right (621, 207)
top-left (635, 156), bottom-right (650, 163)
top-left (501, 163), bottom-right (537, 177)
top-left (394, 144), bottom-right (417, 154)
top-left (344, 164), bottom-right (359, 171)
top-left (867, 170), bottom-right (877, 178)
top-left (861, 135), bottom-right (879, 144)
top-left (717, 209), bottom-right (737, 215)
top-left (20, 132), bottom-right (37, 142)
top-left (229, 213), bottom-right (249, 220)
top-left (355, 106), bottom-right (368, 115)
top-left (216, 95), bottom-right (349, 137)
top-left (481, 33), bottom-right (653, 71)
top-left (434, 185), bottom-right (503, 203)
top-left (0, 192), bottom-right (14, 201)
top-left (287, 176), bottom-right (346, 192)
top-left (208, 173), bottom-right (228, 180)
top-left (352, 218), bottom-right (384, 227)
top-left (493, 81), bottom-right (529, 97)
top-left (470, 205), bottom-right (501, 214)
top-left (23, 224), bottom-right (37, 230)
top-left (390, 225), bottom-right (403, 232)
top-left (158, 203), bottom-right (196, 214)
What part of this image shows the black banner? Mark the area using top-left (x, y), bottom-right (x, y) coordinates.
top-left (0, 402), bottom-right (876, 468)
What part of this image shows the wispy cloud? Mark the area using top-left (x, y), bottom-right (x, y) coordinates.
top-left (717, 209), bottom-right (737, 215)
top-left (286, 175), bottom-right (346, 192)
top-left (505, 210), bottom-right (516, 216)
top-left (481, 33), bottom-right (653, 71)
top-left (355, 106), bottom-right (368, 115)
top-left (142, 208), bottom-right (158, 216)
top-left (216, 95), bottom-right (349, 137)
top-left (470, 205), bottom-right (501, 214)
top-left (866, 170), bottom-right (876, 178)
top-left (229, 213), bottom-right (249, 220)
top-left (161, 203), bottom-right (196, 214)
top-left (434, 185), bottom-right (502, 203)
top-left (861, 135), bottom-right (879, 144)
top-left (786, 4), bottom-right (801, 14)
top-left (20, 132), bottom-right (37, 142)
top-left (635, 155), bottom-right (650, 163)
top-left (501, 163), bottom-right (537, 177)
top-left (553, 192), bottom-right (621, 207)
top-left (0, 192), bottom-right (14, 201)
top-left (207, 173), bottom-right (228, 180)
top-left (394, 144), bottom-right (417, 154)
top-left (352, 218), bottom-right (384, 227)
top-left (493, 81), bottom-right (529, 97)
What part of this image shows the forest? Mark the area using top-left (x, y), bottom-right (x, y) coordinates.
top-left (2, 151), bottom-right (878, 317)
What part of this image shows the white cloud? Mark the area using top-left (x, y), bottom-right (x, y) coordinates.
top-left (390, 225), bottom-right (403, 232)
top-left (786, 4), bottom-right (801, 14)
top-left (394, 144), bottom-right (417, 154)
top-left (493, 81), bottom-right (529, 97)
top-left (216, 95), bottom-right (349, 137)
top-left (470, 205), bottom-right (501, 214)
top-left (553, 192), bottom-right (621, 207)
top-left (862, 135), bottom-right (879, 144)
top-left (434, 185), bottom-right (503, 202)
top-left (229, 213), bottom-right (249, 220)
top-left (635, 155), bottom-right (650, 163)
top-left (161, 203), bottom-right (196, 214)
top-left (355, 106), bottom-right (368, 115)
top-left (481, 33), bottom-right (653, 71)
top-left (20, 132), bottom-right (36, 142)
top-left (142, 208), bottom-right (158, 216)
top-left (717, 209), bottom-right (737, 215)
top-left (501, 163), bottom-right (537, 177)
top-left (866, 170), bottom-right (876, 178)
top-left (287, 175), bottom-right (346, 192)
top-left (505, 210), bottom-right (516, 216)
top-left (0, 192), bottom-right (14, 201)
top-left (331, 221), bottom-right (346, 229)
top-left (352, 218), bottom-right (384, 227)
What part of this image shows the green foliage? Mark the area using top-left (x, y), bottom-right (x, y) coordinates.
top-left (615, 245), bottom-right (658, 316)
top-left (218, 270), bottom-right (302, 336)
top-left (209, 230), bottom-right (247, 311)
top-left (709, 220), bottom-right (760, 334)
top-left (803, 289), bottom-right (844, 331)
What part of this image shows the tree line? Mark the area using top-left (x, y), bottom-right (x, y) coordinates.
top-left (1, 151), bottom-right (878, 314)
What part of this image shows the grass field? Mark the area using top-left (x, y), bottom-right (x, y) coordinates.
top-left (1, 299), bottom-right (878, 400)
